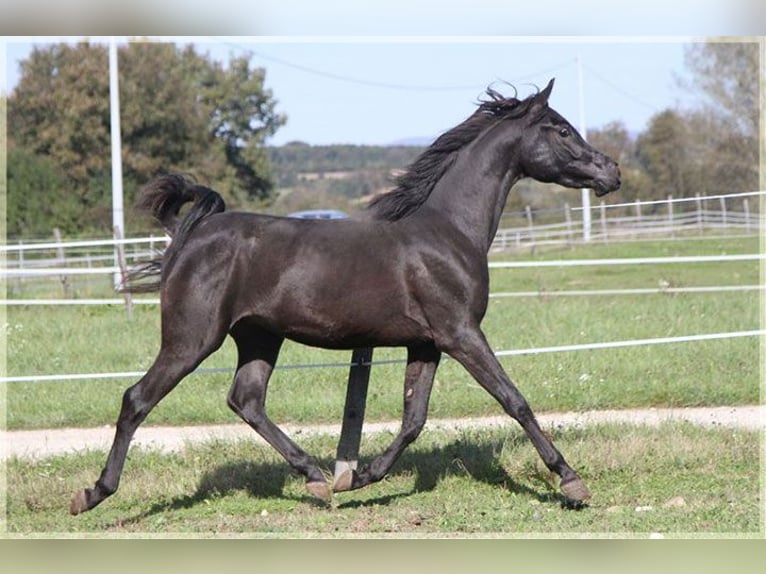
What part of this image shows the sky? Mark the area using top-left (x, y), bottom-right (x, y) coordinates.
top-left (4, 36), bottom-right (718, 147)
top-left (1, 1), bottom-right (762, 146)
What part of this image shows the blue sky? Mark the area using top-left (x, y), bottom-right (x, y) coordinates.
top-left (4, 37), bottom-right (715, 146)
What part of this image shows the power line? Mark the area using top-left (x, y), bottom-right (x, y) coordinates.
top-left (215, 39), bottom-right (573, 93)
top-left (583, 62), bottom-right (659, 111)
top-left (250, 49), bottom-right (482, 92)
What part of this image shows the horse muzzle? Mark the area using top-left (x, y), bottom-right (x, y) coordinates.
top-left (593, 162), bottom-right (621, 197)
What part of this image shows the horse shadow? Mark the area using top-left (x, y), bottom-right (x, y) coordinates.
top-left (114, 433), bottom-right (570, 527)
top-left (335, 434), bottom-right (563, 510)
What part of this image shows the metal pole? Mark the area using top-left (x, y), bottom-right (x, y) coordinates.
top-left (577, 54), bottom-right (592, 242)
top-left (109, 38), bottom-right (125, 290)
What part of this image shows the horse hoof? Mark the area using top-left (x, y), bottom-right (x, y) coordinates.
top-left (306, 481), bottom-right (332, 502)
top-left (70, 490), bottom-right (89, 515)
top-left (333, 470), bottom-right (358, 492)
top-left (560, 477), bottom-right (591, 502)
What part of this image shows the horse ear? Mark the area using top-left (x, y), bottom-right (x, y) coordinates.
top-left (535, 78), bottom-right (555, 106)
top-left (527, 79), bottom-right (554, 121)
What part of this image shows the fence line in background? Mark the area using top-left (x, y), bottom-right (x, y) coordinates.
top-left (491, 190), bottom-right (763, 250)
top-left (488, 285), bottom-right (764, 298)
top-left (2, 191), bottom-right (762, 266)
top-left (569, 190), bottom-right (765, 211)
top-left (2, 298), bottom-right (161, 306)
top-left (3, 329), bottom-right (762, 384)
top-left (488, 253), bottom-right (765, 269)
top-left (0, 235), bottom-right (169, 253)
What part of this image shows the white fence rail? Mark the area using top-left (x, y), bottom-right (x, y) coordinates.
top-left (491, 191), bottom-right (763, 250)
top-left (1, 192), bottom-right (762, 284)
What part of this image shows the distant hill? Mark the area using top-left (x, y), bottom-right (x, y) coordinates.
top-left (387, 136), bottom-right (434, 147)
top-left (267, 142), bottom-right (424, 194)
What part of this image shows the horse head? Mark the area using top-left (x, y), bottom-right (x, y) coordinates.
top-left (517, 79), bottom-right (621, 197)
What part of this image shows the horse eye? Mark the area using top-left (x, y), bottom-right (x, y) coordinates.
top-left (559, 127), bottom-right (570, 137)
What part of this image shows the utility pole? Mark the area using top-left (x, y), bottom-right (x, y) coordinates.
top-left (109, 37), bottom-right (125, 289)
top-left (577, 54), bottom-right (592, 242)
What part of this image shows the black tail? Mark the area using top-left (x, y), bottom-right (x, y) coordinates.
top-left (121, 174), bottom-right (226, 293)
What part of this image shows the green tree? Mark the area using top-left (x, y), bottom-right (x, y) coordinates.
top-left (7, 41), bottom-right (286, 237)
top-left (587, 121), bottom-right (650, 203)
top-left (118, 43), bottom-right (214, 183)
top-left (635, 110), bottom-right (694, 201)
top-left (9, 43), bottom-right (111, 217)
top-left (205, 53), bottom-right (286, 203)
top-left (6, 146), bottom-right (79, 236)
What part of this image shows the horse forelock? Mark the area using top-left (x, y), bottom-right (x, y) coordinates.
top-left (367, 85), bottom-right (537, 222)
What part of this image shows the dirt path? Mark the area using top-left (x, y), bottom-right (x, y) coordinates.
top-left (2, 405), bottom-right (762, 461)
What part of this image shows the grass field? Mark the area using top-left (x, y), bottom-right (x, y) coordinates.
top-left (5, 422), bottom-right (760, 535)
top-left (3, 235), bottom-right (762, 537)
top-left (4, 237), bottom-right (760, 430)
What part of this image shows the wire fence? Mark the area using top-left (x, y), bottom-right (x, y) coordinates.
top-left (2, 329), bottom-right (762, 384)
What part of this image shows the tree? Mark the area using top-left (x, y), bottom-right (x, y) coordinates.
top-left (587, 121), bottom-right (650, 203)
top-left (635, 110), bottom-right (694, 201)
top-left (204, 53), bottom-right (286, 203)
top-left (6, 146), bottom-right (80, 237)
top-left (7, 41), bottom-right (286, 236)
top-left (682, 41), bottom-right (760, 139)
top-left (9, 43), bottom-right (112, 220)
top-left (678, 41), bottom-right (760, 195)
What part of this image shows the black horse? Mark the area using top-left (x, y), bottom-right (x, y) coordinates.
top-left (71, 79), bottom-right (620, 515)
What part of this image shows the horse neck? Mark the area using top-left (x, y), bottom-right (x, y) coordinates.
top-left (425, 122), bottom-right (523, 253)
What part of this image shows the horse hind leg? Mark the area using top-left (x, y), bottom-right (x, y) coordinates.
top-left (70, 332), bottom-right (226, 515)
top-left (334, 341), bottom-right (440, 493)
top-left (226, 326), bottom-right (332, 502)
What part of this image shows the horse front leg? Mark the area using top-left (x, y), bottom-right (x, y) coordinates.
top-left (334, 341), bottom-right (441, 492)
top-left (442, 326), bottom-right (591, 505)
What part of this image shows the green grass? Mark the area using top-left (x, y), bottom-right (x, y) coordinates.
top-left (4, 237), bottom-right (760, 430)
top-left (5, 422), bottom-right (760, 535)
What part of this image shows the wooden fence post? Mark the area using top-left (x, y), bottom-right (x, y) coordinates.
top-left (334, 346), bottom-right (373, 486)
top-left (114, 226), bottom-right (133, 318)
top-left (667, 195), bottom-right (674, 237)
top-left (564, 203), bottom-right (573, 244)
top-left (599, 201), bottom-right (607, 241)
top-left (17, 239), bottom-right (24, 293)
top-left (53, 228), bottom-right (71, 298)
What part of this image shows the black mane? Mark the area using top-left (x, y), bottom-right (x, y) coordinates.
top-left (367, 86), bottom-right (537, 221)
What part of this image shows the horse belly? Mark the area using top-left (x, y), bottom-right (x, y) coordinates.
top-left (275, 289), bottom-right (430, 349)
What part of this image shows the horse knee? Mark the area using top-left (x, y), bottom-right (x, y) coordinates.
top-left (117, 385), bottom-right (151, 429)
